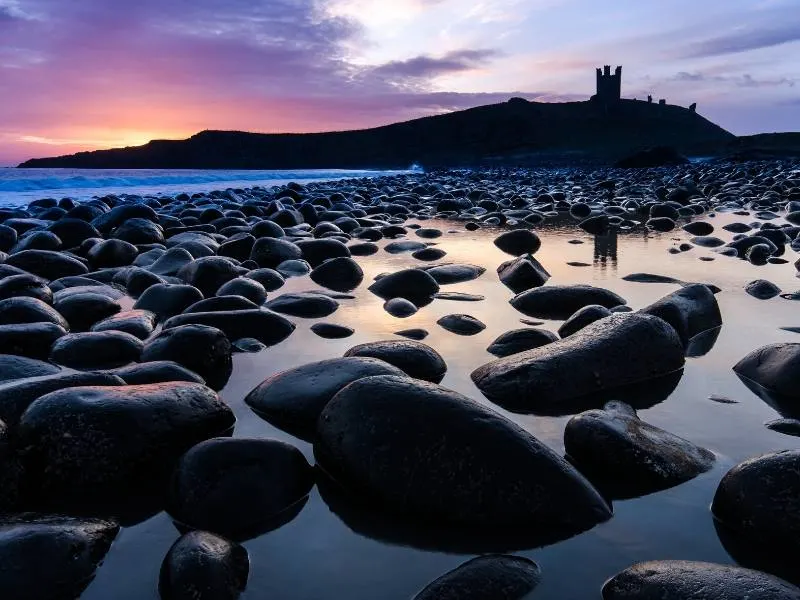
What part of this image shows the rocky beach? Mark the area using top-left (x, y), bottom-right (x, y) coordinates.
top-left (1, 158), bottom-right (800, 599)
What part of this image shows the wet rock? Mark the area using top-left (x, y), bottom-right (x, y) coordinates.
top-left (0, 224), bottom-right (18, 252)
top-left (245, 357), bottom-right (404, 439)
top-left (11, 230), bottom-right (61, 254)
top-left (310, 323), bottom-right (354, 339)
top-left (384, 297), bottom-right (418, 317)
top-left (426, 264), bottom-right (486, 285)
top-left (412, 247), bottom-right (447, 261)
top-left (683, 221), bottom-right (714, 235)
top-left (472, 313), bottom-right (684, 414)
top-left (167, 438), bottom-right (314, 540)
top-left (348, 242), bottom-right (379, 256)
top-left (765, 418), bottom-right (800, 437)
top-left (91, 309), bottom-right (156, 339)
top-left (437, 314), bottom-right (486, 336)
top-left (0, 323), bottom-right (67, 359)
top-left (494, 230), bottom-right (542, 256)
top-left (565, 401), bottom-right (714, 498)
top-left (395, 328), bottom-right (429, 340)
top-left (142, 325), bottom-right (232, 390)
top-left (602, 561), bottom-right (800, 600)
top-left (0, 274), bottom-right (53, 303)
top-left (315, 375), bottom-right (611, 538)
top-left (183, 296), bottom-right (258, 314)
top-left (434, 292), bottom-right (485, 302)
top-left (640, 284), bottom-right (722, 345)
top-left (163, 309), bottom-right (295, 347)
top-left (385, 240), bottom-right (427, 254)
top-left (646, 217), bottom-right (676, 232)
top-left (17, 382), bottom-right (235, 512)
top-left (50, 331), bottom-right (144, 369)
top-left (748, 244), bottom-right (773, 265)
top-left (146, 248), bottom-right (194, 277)
top-left (746, 279), bottom-right (781, 300)
top-left (0, 371), bottom-right (124, 425)
top-left (487, 328), bottom-right (558, 357)
top-left (511, 285), bottom-right (626, 319)
top-left (558, 305), bottom-right (612, 338)
top-left (87, 239), bottom-right (138, 268)
top-left (415, 227), bottom-right (442, 239)
top-left (113, 217), bottom-right (165, 246)
top-left (413, 555), bottom-right (541, 600)
top-left (368, 269), bottom-right (440, 302)
top-left (734, 344), bottom-right (800, 415)
top-left (266, 292), bottom-right (339, 318)
top-left (497, 255), bottom-right (550, 293)
top-left (216, 277), bottom-right (267, 305)
top-left (296, 238), bottom-right (350, 267)
top-left (159, 531), bottom-right (249, 600)
top-left (0, 354), bottom-right (61, 383)
top-left (54, 291), bottom-right (121, 331)
top-left (6, 249), bottom-right (88, 280)
top-left (0, 515), bottom-right (119, 600)
top-left (692, 236), bottom-right (725, 248)
top-left (134, 284), bottom-right (204, 321)
top-left (310, 257), bottom-right (364, 292)
top-left (0, 297), bottom-right (68, 329)
top-left (109, 361), bottom-right (205, 385)
top-left (344, 340), bottom-right (446, 383)
top-left (622, 273), bottom-right (682, 284)
top-left (245, 268), bottom-right (284, 292)
top-left (177, 257), bottom-right (240, 297)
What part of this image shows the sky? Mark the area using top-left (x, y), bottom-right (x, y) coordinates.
top-left (0, 0), bottom-right (798, 166)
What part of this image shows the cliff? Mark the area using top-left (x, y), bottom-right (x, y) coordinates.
top-left (19, 98), bottom-right (735, 169)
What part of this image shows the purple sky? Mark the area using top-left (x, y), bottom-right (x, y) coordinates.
top-left (1, 0), bottom-right (798, 165)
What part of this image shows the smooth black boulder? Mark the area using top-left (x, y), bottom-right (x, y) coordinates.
top-left (49, 331), bottom-right (144, 369)
top-left (510, 285), bottom-right (626, 319)
top-left (244, 268), bottom-right (284, 292)
top-left (497, 254), bottom-right (550, 293)
top-left (109, 361), bottom-right (205, 385)
top-left (163, 309), bottom-right (295, 347)
top-left (558, 304), bottom-right (612, 338)
top-left (315, 375), bottom-right (611, 540)
top-left (142, 325), bottom-right (232, 390)
top-left (134, 284), bottom-right (204, 321)
top-left (0, 322), bottom-right (67, 359)
top-left (296, 238), bottom-right (350, 267)
top-left (602, 561), bottom-right (800, 600)
top-left (177, 257), bottom-right (240, 297)
top-left (487, 328), bottom-right (558, 357)
top-left (640, 283), bottom-right (722, 345)
top-left (472, 313), bottom-right (684, 414)
top-left (493, 230), bottom-right (542, 256)
top-left (310, 323), bottom-right (354, 339)
top-left (384, 297), bottom-right (418, 318)
top-left (91, 309), bottom-right (156, 339)
top-left (565, 401), bottom-right (715, 498)
top-left (0, 515), bottom-right (119, 600)
top-left (712, 450), bottom-right (800, 554)
top-left (0, 296), bottom-right (68, 330)
top-left (6, 249), bottom-right (88, 280)
top-left (368, 269), bottom-right (440, 302)
top-left (215, 277), bottom-right (267, 305)
top-left (17, 382), bottom-right (235, 513)
top-left (183, 295), bottom-right (258, 314)
top-left (310, 257), bottom-right (364, 292)
top-left (344, 340), bottom-right (447, 383)
top-left (746, 279), bottom-right (781, 300)
top-left (413, 555), bottom-right (541, 600)
top-left (0, 371), bottom-right (124, 425)
top-left (0, 354), bottom-right (61, 383)
top-left (437, 314), bottom-right (486, 336)
top-left (683, 221), bottom-right (714, 235)
top-left (167, 438), bottom-right (314, 540)
top-left (87, 239), bottom-right (138, 268)
top-left (0, 273), bottom-right (53, 303)
top-left (245, 357), bottom-right (404, 439)
top-left (54, 291), bottom-right (121, 332)
top-left (426, 264), bottom-right (486, 285)
top-left (733, 343), bottom-right (800, 415)
top-left (159, 531), bottom-right (249, 600)
top-left (395, 328), bottom-right (429, 340)
top-left (266, 292), bottom-right (339, 318)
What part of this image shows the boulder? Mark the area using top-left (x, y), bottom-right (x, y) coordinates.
top-left (134, 283), bottom-right (204, 321)
top-left (266, 292), bottom-right (339, 318)
top-left (493, 230), bottom-right (542, 256)
top-left (310, 323), bottom-right (354, 339)
top-left (182, 296), bottom-right (258, 314)
top-left (167, 438), bottom-right (314, 540)
top-left (497, 254), bottom-right (550, 293)
top-left (5, 250), bottom-right (88, 280)
top-left (437, 314), bottom-right (486, 336)
top-left (159, 531), bottom-right (249, 600)
top-left (142, 325), bottom-right (232, 390)
top-left (344, 340), bottom-right (447, 383)
top-left (0, 297), bottom-right (68, 330)
top-left (0, 323), bottom-right (67, 359)
top-left (487, 328), bottom-right (558, 357)
top-left (639, 283), bottom-right (721, 345)
top-left (413, 555), bottom-right (541, 600)
top-left (87, 239), bottom-right (138, 268)
top-left (49, 331), bottom-right (144, 369)
top-left (0, 516), bottom-right (119, 600)
top-left (163, 309), bottom-right (295, 347)
top-left (109, 361), bottom-right (205, 385)
top-left (602, 561), bottom-right (800, 600)
top-left (91, 309), bottom-right (156, 339)
top-left (53, 291), bottom-right (121, 331)
top-left (310, 257), bottom-right (364, 292)
top-left (472, 313), bottom-right (684, 414)
top-left (296, 238), bottom-right (351, 267)
top-left (558, 305), bottom-right (612, 338)
top-left (0, 354), bottom-right (61, 383)
top-left (384, 297), bottom-right (418, 318)
top-left (249, 237), bottom-right (302, 269)
top-left (245, 357), bottom-right (405, 439)
top-left (17, 382), bottom-right (235, 512)
top-left (368, 269), bottom-right (440, 302)
top-left (733, 343), bottom-right (800, 414)
top-left (510, 285), bottom-right (626, 319)
top-left (215, 277), bottom-right (267, 305)
top-left (0, 274), bottom-right (53, 303)
top-left (565, 401), bottom-right (715, 498)
top-left (426, 264), bottom-right (486, 285)
top-left (746, 279), bottom-right (781, 300)
top-left (315, 375), bottom-right (611, 541)
top-left (177, 257), bottom-right (241, 297)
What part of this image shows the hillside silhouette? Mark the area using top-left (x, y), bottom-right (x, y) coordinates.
top-left (19, 98), bottom-right (735, 169)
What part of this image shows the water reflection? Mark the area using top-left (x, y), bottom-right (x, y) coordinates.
top-left (734, 375), bottom-right (800, 419)
top-left (594, 230), bottom-right (618, 272)
top-left (714, 519), bottom-right (800, 586)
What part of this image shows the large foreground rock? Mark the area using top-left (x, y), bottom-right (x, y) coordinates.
top-left (565, 401), bottom-right (715, 498)
top-left (413, 555), bottom-right (541, 600)
top-left (167, 438), bottom-right (314, 540)
top-left (602, 561), bottom-right (800, 599)
top-left (712, 450), bottom-right (800, 554)
top-left (159, 531), bottom-right (249, 600)
top-left (0, 515), bottom-right (119, 600)
top-left (17, 382), bottom-right (235, 513)
top-left (245, 357), bottom-right (405, 439)
top-left (510, 285), bottom-right (626, 319)
top-left (640, 283), bottom-right (722, 345)
top-left (315, 375), bottom-right (611, 541)
top-left (471, 313), bottom-right (684, 414)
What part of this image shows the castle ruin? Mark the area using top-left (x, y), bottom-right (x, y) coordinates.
top-left (593, 65), bottom-right (621, 104)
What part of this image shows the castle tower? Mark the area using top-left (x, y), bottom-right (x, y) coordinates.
top-left (594, 65), bottom-right (622, 103)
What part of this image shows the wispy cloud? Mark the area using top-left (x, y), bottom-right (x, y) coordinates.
top-left (683, 23), bottom-right (800, 58)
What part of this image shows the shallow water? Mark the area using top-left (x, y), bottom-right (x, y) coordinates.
top-left (0, 168), bottom-right (417, 206)
top-left (80, 212), bottom-right (800, 599)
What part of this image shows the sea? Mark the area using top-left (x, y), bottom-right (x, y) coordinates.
top-left (0, 167), bottom-right (421, 207)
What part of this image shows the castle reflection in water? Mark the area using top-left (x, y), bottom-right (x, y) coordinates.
top-left (593, 229), bottom-right (618, 272)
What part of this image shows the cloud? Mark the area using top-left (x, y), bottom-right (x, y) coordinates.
top-left (369, 49), bottom-right (499, 83)
top-left (672, 71), bottom-right (796, 88)
top-left (683, 22), bottom-right (800, 58)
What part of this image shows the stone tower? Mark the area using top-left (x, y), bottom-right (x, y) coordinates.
top-left (595, 65), bottom-right (622, 103)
